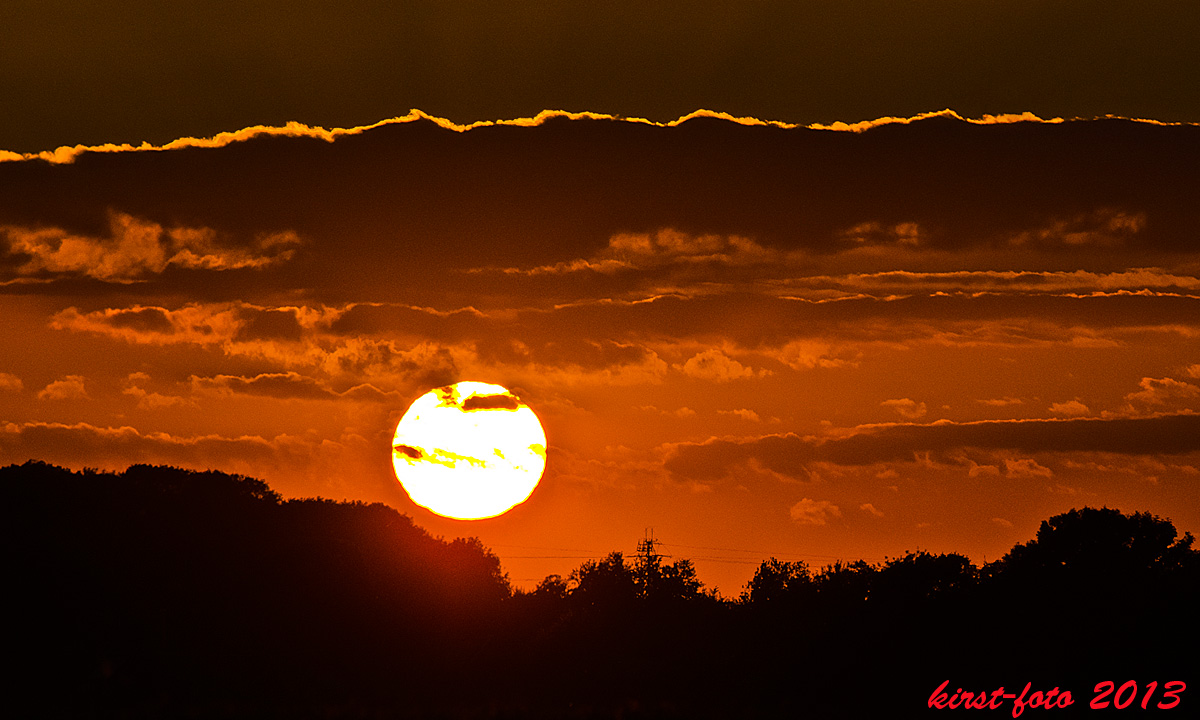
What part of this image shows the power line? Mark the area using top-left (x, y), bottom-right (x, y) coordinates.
top-left (502, 554), bottom-right (599, 559)
top-left (659, 541), bottom-right (882, 562)
top-left (490, 544), bottom-right (603, 553)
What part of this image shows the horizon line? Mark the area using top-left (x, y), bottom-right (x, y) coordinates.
top-left (3, 108), bottom-right (1195, 166)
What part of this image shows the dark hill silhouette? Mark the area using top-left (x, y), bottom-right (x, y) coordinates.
top-left (3, 460), bottom-right (1196, 717)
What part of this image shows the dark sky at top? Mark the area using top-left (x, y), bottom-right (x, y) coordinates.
top-left (3, 0), bottom-right (1199, 151)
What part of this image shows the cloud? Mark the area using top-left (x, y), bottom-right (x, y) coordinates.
top-left (191, 372), bottom-right (338, 400)
top-left (461, 393), bottom-right (521, 411)
top-left (0, 110), bottom-right (1108, 168)
top-left (790, 498), bottom-right (841, 525)
top-left (37, 375), bottom-right (88, 401)
top-left (50, 302), bottom-right (318, 353)
top-left (805, 269), bottom-right (1200, 296)
top-left (860, 503), bottom-right (884, 517)
top-left (233, 307), bottom-right (305, 342)
top-left (121, 385), bottom-right (192, 410)
top-left (1009, 209), bottom-right (1147, 248)
top-left (2, 212), bottom-right (299, 282)
top-left (0, 420), bottom-right (273, 464)
top-left (190, 372), bottom-right (401, 403)
top-left (1049, 400), bottom-right (1090, 416)
top-left (992, 518), bottom-right (1014, 528)
top-left (767, 340), bottom-right (852, 370)
top-left (719, 409), bottom-right (761, 422)
top-left (0, 421), bottom-right (353, 493)
top-left (1003, 457), bottom-right (1053, 479)
top-left (0, 373), bottom-right (22, 392)
top-left (881, 398), bottom-right (927, 419)
top-left (0, 109), bottom-right (806, 166)
top-left (839, 221), bottom-right (923, 247)
top-left (1123, 377), bottom-right (1200, 409)
top-left (665, 414), bottom-right (1200, 481)
top-left (978, 397), bottom-right (1023, 407)
top-left (676, 349), bottom-right (764, 382)
top-left (49, 302), bottom-right (461, 389)
top-left (486, 228), bottom-right (781, 277)
top-left (807, 109), bottom-right (1064, 133)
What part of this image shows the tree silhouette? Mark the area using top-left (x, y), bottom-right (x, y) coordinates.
top-left (985, 506), bottom-right (1195, 586)
top-left (742, 557), bottom-right (812, 604)
top-left (4, 462), bottom-right (1197, 718)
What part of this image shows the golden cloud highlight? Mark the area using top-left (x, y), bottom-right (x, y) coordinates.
top-left (9, 107), bottom-right (1170, 165)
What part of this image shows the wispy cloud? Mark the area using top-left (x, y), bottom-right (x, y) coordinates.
top-left (2, 212), bottom-right (299, 282)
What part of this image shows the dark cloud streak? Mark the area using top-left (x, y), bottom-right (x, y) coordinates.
top-left (667, 414), bottom-right (1200, 481)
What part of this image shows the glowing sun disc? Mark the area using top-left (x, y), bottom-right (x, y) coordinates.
top-left (391, 381), bottom-right (546, 519)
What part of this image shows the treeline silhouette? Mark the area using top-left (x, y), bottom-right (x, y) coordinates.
top-left (4, 461), bottom-right (1196, 718)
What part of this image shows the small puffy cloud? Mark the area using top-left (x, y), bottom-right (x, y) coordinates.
top-left (719, 408), bottom-right (761, 422)
top-left (673, 407), bottom-right (696, 418)
top-left (966, 460), bottom-right (1001, 477)
top-left (2, 212), bottom-right (300, 282)
top-left (677, 349), bottom-right (764, 382)
top-left (37, 375), bottom-right (88, 401)
top-left (122, 385), bottom-right (192, 410)
top-left (860, 503), bottom-right (884, 517)
top-left (790, 498), bottom-right (842, 525)
top-left (1185, 364), bottom-right (1200, 379)
top-left (840, 221), bottom-right (923, 246)
top-left (1003, 457), bottom-right (1053, 479)
top-left (1049, 399), bottom-right (1090, 416)
top-left (769, 339), bottom-right (850, 370)
top-left (992, 518), bottom-right (1014, 528)
top-left (0, 372), bottom-right (22, 392)
top-left (881, 398), bottom-right (927, 419)
top-left (978, 397), bottom-right (1022, 407)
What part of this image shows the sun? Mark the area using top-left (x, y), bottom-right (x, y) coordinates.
top-left (391, 381), bottom-right (547, 520)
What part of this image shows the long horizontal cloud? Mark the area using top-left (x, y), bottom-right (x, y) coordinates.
top-left (0, 420), bottom-right (395, 500)
top-left (0, 420), bottom-right (300, 469)
top-left (665, 413), bottom-right (1200, 480)
top-left (190, 372), bottom-right (399, 402)
top-left (1, 212), bottom-right (299, 283)
top-left (0, 110), bottom-right (1083, 166)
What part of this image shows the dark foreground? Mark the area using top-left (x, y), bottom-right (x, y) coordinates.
top-left (4, 461), bottom-right (1196, 717)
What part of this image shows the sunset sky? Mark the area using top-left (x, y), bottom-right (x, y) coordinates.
top-left (2, 3), bottom-right (1198, 594)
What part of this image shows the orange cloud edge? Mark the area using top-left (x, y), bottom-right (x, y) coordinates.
top-left (2, 108), bottom-right (1193, 165)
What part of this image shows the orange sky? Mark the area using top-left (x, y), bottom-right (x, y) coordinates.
top-left (2, 113), bottom-right (1198, 594)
